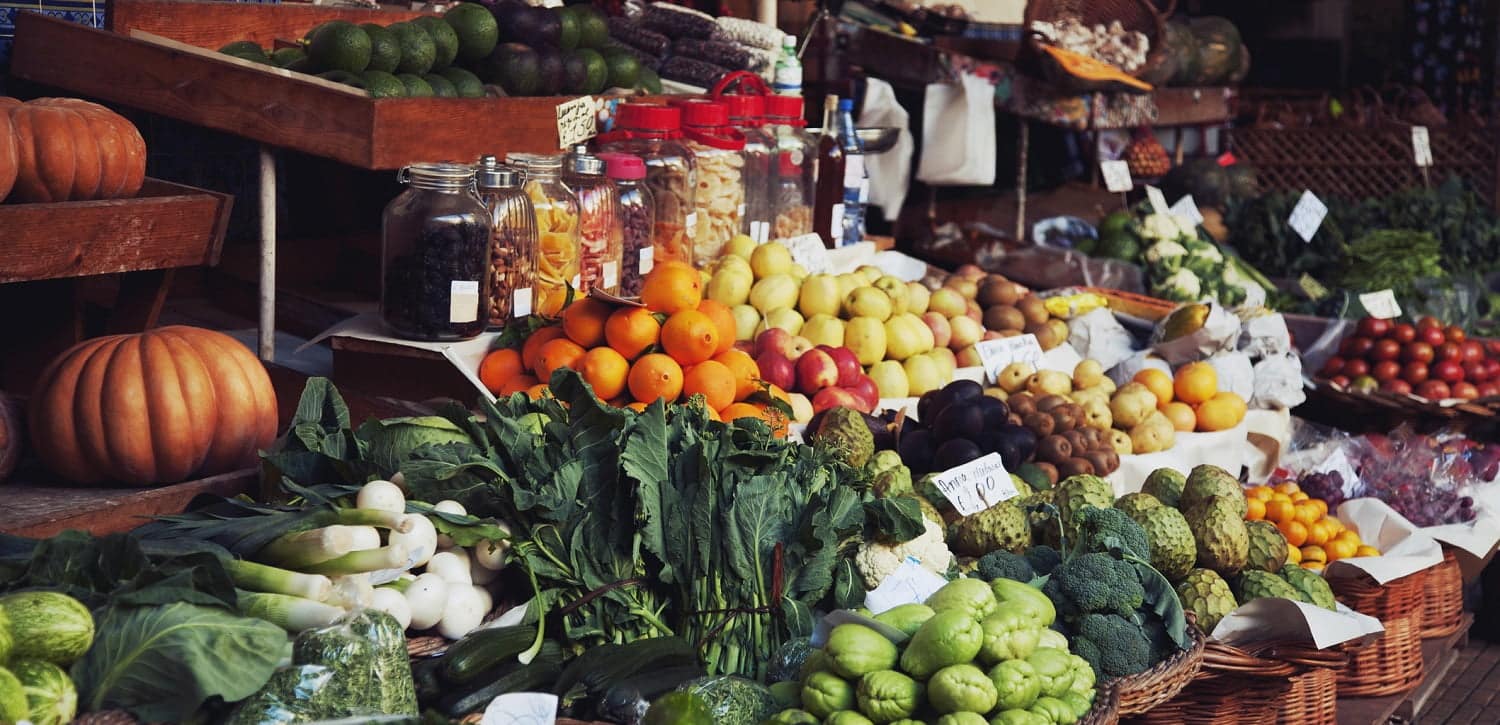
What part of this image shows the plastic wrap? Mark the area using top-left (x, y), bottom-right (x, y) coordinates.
top-left (1347, 425), bottom-right (1495, 526)
top-left (1251, 352), bottom-right (1307, 410)
top-left (1205, 351), bottom-right (1255, 401)
top-left (1067, 307), bottom-right (1138, 371)
top-left (712, 16), bottom-right (783, 50)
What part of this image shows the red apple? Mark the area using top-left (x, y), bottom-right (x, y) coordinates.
top-left (817, 345), bottom-right (864, 387)
top-left (1417, 380), bottom-right (1452, 400)
top-left (1464, 360), bottom-right (1488, 383)
top-left (1402, 361), bottom-right (1431, 385)
top-left (1371, 339), bottom-right (1401, 362)
top-left (847, 375), bottom-right (880, 411)
top-left (1453, 381), bottom-right (1480, 400)
top-left (1320, 356), bottom-right (1348, 378)
top-left (1403, 342), bottom-right (1435, 364)
top-left (1446, 325), bottom-right (1467, 343)
top-left (1343, 359), bottom-right (1370, 377)
top-left (1390, 323), bottom-right (1417, 343)
top-left (1341, 336), bottom-right (1375, 358)
top-left (1418, 316), bottom-right (1444, 331)
top-left (1372, 360), bottom-right (1401, 383)
top-left (1358, 317), bottom-right (1391, 339)
top-left (754, 351), bottom-right (797, 391)
top-left (1462, 340), bottom-right (1485, 365)
top-left (1330, 375), bottom-right (1352, 387)
top-left (1418, 325), bottom-right (1446, 347)
top-left (1438, 342), bottom-right (1464, 362)
top-left (1433, 359), bottom-right (1465, 383)
top-left (810, 386), bottom-right (865, 414)
top-left (1381, 379), bottom-right (1413, 395)
top-left (1479, 382), bottom-right (1500, 398)
top-left (796, 348), bottom-right (840, 392)
top-left (755, 328), bottom-right (795, 359)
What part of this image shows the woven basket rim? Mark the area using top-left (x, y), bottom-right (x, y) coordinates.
top-left (1107, 619), bottom-right (1207, 715)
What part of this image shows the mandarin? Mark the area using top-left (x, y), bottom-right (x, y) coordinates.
top-left (694, 299), bottom-right (738, 356)
top-left (579, 347), bottom-right (630, 400)
top-left (683, 360), bottom-right (736, 412)
top-left (604, 306), bottom-right (662, 359)
top-left (661, 309), bottom-right (720, 366)
top-left (561, 296), bottom-right (613, 347)
top-left (478, 348), bottom-right (525, 394)
top-left (640, 261), bottom-right (703, 313)
top-left (628, 353), bottom-right (684, 403)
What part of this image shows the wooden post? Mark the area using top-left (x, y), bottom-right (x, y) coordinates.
top-left (258, 145), bottom-right (276, 361)
top-left (1015, 121), bottom-right (1030, 242)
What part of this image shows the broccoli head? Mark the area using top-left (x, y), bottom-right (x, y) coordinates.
top-left (1049, 552), bottom-right (1144, 619)
top-left (1025, 546), bottom-right (1062, 576)
top-left (1073, 614), bottom-right (1153, 678)
top-left (977, 550), bottom-right (1034, 583)
top-left (1073, 506), bottom-right (1150, 560)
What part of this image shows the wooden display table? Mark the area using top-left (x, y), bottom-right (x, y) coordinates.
top-left (1337, 613), bottom-right (1476, 725)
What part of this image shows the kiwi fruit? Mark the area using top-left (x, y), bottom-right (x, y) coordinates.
top-left (1018, 295), bottom-right (1050, 326)
top-left (985, 305), bottom-right (1026, 332)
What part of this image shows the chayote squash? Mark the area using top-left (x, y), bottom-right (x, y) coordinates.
top-left (1029, 695), bottom-right (1077, 725)
top-left (1060, 691), bottom-right (1093, 721)
top-left (978, 610), bottom-right (1042, 665)
top-left (1063, 655), bottom-right (1095, 695)
top-left (827, 710), bottom-right (876, 725)
top-left (989, 579), bottom-right (1055, 628)
top-left (826, 625), bottom-right (900, 680)
top-left (927, 664), bottom-right (998, 715)
top-left (989, 659), bottom-right (1041, 711)
top-left (874, 604), bottom-right (936, 638)
top-left (1035, 630), bottom-right (1069, 651)
top-left (925, 579), bottom-right (998, 621)
top-left (762, 708), bottom-right (819, 724)
top-left (935, 713), bottom-right (989, 725)
top-left (900, 611), bottom-right (985, 680)
top-left (856, 670), bottom-right (923, 723)
top-left (991, 709), bottom-right (1048, 725)
top-left (801, 671), bottom-right (855, 718)
top-left (1024, 649), bottom-right (1075, 699)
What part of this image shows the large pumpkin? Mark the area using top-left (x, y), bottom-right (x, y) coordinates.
top-left (0, 97), bottom-right (18, 202)
top-left (6, 97), bottom-right (146, 203)
top-left (29, 326), bottom-right (278, 485)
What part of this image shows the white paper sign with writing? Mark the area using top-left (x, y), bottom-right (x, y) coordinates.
top-left (555, 96), bottom-right (598, 150)
top-left (1412, 126), bottom-right (1433, 167)
top-left (482, 693), bottom-right (558, 725)
top-left (784, 232), bottom-right (833, 274)
top-left (1100, 160), bottom-right (1133, 193)
top-left (1288, 190), bottom-right (1328, 242)
top-left (1145, 185), bottom-right (1170, 216)
top-left (1169, 195), bottom-right (1204, 226)
top-left (976, 334), bottom-right (1045, 385)
top-left (864, 559), bottom-right (950, 614)
top-left (931, 453), bottom-right (1020, 517)
top-left (1359, 290), bottom-right (1402, 320)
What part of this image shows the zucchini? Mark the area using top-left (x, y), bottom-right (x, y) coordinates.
top-left (555, 636), bottom-right (697, 699)
top-left (595, 664), bottom-right (708, 724)
top-left (441, 624), bottom-right (537, 683)
top-left (440, 641), bottom-right (564, 717)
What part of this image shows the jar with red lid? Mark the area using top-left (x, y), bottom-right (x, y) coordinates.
top-left (765, 94), bottom-right (815, 239)
top-left (671, 98), bottom-right (746, 262)
top-left (596, 103), bottom-right (697, 267)
top-left (722, 94), bottom-right (775, 244)
top-left (598, 152), bottom-right (656, 297)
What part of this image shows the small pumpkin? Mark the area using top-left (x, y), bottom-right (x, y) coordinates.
top-left (0, 97), bottom-right (18, 203)
top-left (29, 326), bottom-right (278, 485)
top-left (6, 97), bottom-right (146, 203)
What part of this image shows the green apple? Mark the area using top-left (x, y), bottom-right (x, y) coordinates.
top-left (868, 360), bottom-right (910, 398)
top-left (873, 275), bottom-right (910, 316)
top-left (749, 274), bottom-right (800, 314)
top-left (707, 266), bottom-right (753, 307)
top-left (906, 281), bottom-right (931, 314)
top-left (798, 274), bottom-right (843, 318)
top-left (731, 304), bottom-right (761, 341)
top-left (755, 307), bottom-right (804, 335)
top-left (843, 287), bottom-right (893, 321)
top-left (843, 316), bottom-right (888, 366)
top-left (723, 234), bottom-right (757, 259)
top-left (749, 241), bottom-right (794, 279)
top-left (801, 314), bottom-right (846, 348)
top-left (903, 354), bottom-right (945, 396)
top-left (856, 264), bottom-right (884, 284)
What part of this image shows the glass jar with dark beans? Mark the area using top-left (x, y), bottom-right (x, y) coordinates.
top-left (599, 152), bottom-right (656, 296)
top-left (381, 162), bottom-right (491, 341)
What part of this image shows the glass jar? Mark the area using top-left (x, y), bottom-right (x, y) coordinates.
top-left (599, 152), bottom-right (656, 297)
top-left (507, 152), bottom-right (580, 317)
top-left (674, 99), bottom-right (746, 262)
top-left (476, 156), bottom-right (538, 327)
top-left (597, 103), bottom-right (697, 267)
top-left (380, 162), bottom-right (491, 341)
top-left (722, 94), bottom-right (775, 244)
top-left (563, 151), bottom-right (624, 295)
top-left (765, 94), bottom-right (816, 240)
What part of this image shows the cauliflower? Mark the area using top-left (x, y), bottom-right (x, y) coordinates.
top-left (854, 519), bottom-right (954, 589)
top-left (1143, 240), bottom-right (1188, 272)
top-left (1154, 269), bottom-right (1202, 303)
top-left (1139, 213), bottom-right (1190, 242)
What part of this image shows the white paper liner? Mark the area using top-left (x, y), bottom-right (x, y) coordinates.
top-left (1212, 597), bottom-right (1384, 650)
top-left (1106, 421), bottom-right (1252, 496)
top-left (1326, 498), bottom-right (1444, 584)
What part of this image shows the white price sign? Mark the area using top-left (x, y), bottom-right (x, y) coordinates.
top-left (1169, 195), bottom-right (1204, 226)
top-left (783, 232), bottom-right (833, 274)
top-left (976, 334), bottom-right (1045, 385)
top-left (1100, 160), bottom-right (1133, 193)
top-left (1145, 185), bottom-right (1170, 216)
top-left (1359, 289), bottom-right (1402, 320)
top-left (482, 693), bottom-right (557, 725)
top-left (1288, 190), bottom-right (1328, 243)
top-left (931, 453), bottom-right (1019, 517)
top-left (1412, 126), bottom-right (1433, 167)
top-left (555, 96), bottom-right (598, 150)
top-left (864, 559), bottom-right (949, 614)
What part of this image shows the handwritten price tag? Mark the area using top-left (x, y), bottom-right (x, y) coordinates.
top-left (1288, 190), bottom-right (1328, 243)
top-left (1359, 290), bottom-right (1402, 320)
top-left (1169, 195), bottom-right (1204, 226)
top-left (784, 232), bottom-right (833, 274)
top-left (976, 334), bottom-right (1044, 385)
top-left (864, 559), bottom-right (949, 614)
top-left (482, 693), bottom-right (557, 725)
top-left (931, 453), bottom-right (1019, 517)
top-left (1412, 126), bottom-right (1433, 167)
top-left (555, 96), bottom-right (598, 150)
top-left (1145, 185), bottom-right (1170, 216)
top-left (1100, 160), bottom-right (1133, 193)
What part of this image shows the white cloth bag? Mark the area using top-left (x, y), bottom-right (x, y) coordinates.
top-left (917, 72), bottom-right (997, 186)
top-left (857, 78), bottom-right (914, 222)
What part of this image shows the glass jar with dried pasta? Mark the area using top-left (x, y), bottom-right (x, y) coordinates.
top-left (597, 103), bottom-right (697, 267)
top-left (476, 156), bottom-right (538, 328)
top-left (562, 150), bottom-right (624, 295)
top-left (506, 152), bottom-right (580, 317)
top-left (721, 94), bottom-right (775, 244)
top-left (381, 162), bottom-right (491, 341)
top-left (598, 152), bottom-right (656, 297)
top-left (673, 99), bottom-right (746, 262)
top-left (765, 94), bottom-right (815, 240)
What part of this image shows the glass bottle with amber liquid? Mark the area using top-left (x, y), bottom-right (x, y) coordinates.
top-left (811, 94), bottom-right (845, 249)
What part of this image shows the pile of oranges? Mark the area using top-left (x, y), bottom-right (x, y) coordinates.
top-left (477, 261), bottom-right (788, 435)
top-left (1244, 480), bottom-right (1380, 571)
top-left (1132, 362), bottom-right (1248, 433)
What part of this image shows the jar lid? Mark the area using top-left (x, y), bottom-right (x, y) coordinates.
top-left (506, 152), bottom-right (562, 170)
top-left (598, 152), bottom-right (646, 180)
top-left (765, 95), bottom-right (804, 120)
top-left (616, 103), bottom-right (682, 132)
top-left (722, 94), bottom-right (766, 124)
top-left (403, 161), bottom-right (475, 183)
top-left (570, 154), bottom-right (605, 176)
top-left (676, 99), bottom-right (729, 128)
top-left (477, 161), bottom-right (521, 189)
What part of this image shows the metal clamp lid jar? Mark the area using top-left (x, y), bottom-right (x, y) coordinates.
top-left (477, 155), bottom-right (539, 328)
top-left (381, 161), bottom-right (491, 341)
top-left (563, 151), bottom-right (625, 295)
top-left (507, 152), bottom-right (580, 317)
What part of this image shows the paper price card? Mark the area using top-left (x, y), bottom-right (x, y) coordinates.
top-left (1100, 160), bottom-right (1133, 192)
top-left (784, 232), bottom-right (833, 274)
top-left (555, 96), bottom-right (598, 150)
top-left (864, 559), bottom-right (949, 614)
top-left (1145, 185), bottom-right (1170, 216)
top-left (931, 453), bottom-right (1019, 517)
top-left (1412, 126), bottom-right (1433, 167)
top-left (1359, 289), bottom-right (1402, 320)
top-left (1288, 190), bottom-right (1328, 242)
top-left (976, 334), bottom-right (1044, 385)
top-left (1169, 195), bottom-right (1204, 226)
top-left (482, 693), bottom-right (557, 725)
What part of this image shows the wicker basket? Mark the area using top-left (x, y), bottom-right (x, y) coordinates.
top-left (1079, 680), bottom-right (1123, 725)
top-left (1278, 665), bottom-right (1339, 725)
top-left (1337, 613), bottom-right (1425, 697)
top-left (1330, 569), bottom-right (1426, 621)
top-left (1421, 548), bottom-right (1465, 638)
top-left (1124, 640), bottom-right (1296, 725)
top-left (1023, 0), bottom-right (1168, 81)
top-left (1110, 622), bottom-right (1207, 716)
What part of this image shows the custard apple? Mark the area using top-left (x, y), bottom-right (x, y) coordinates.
top-left (1017, 490), bottom-right (1059, 548)
top-left (905, 494), bottom-right (946, 528)
top-left (1188, 495), bottom-right (1248, 576)
top-left (1115, 492), bottom-right (1163, 522)
top-left (1141, 468), bottom-right (1186, 508)
top-left (1176, 568), bottom-right (1237, 633)
top-left (1180, 465), bottom-right (1247, 519)
top-left (809, 407), bottom-right (875, 469)
top-left (1234, 569), bottom-right (1304, 603)
top-left (1279, 565), bottom-right (1337, 610)
top-left (866, 450), bottom-right (913, 498)
top-left (950, 501), bottom-right (1031, 557)
top-left (1138, 506), bottom-right (1196, 582)
top-left (1245, 520), bottom-right (1289, 574)
top-left (1055, 474), bottom-right (1115, 540)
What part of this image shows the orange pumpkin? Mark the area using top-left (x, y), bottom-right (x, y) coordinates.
top-left (29, 326), bottom-right (279, 485)
top-left (7, 97), bottom-right (146, 203)
top-left (0, 97), bottom-right (18, 203)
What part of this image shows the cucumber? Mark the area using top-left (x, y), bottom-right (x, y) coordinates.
top-left (440, 641), bottom-right (564, 717)
top-left (441, 625), bottom-right (537, 683)
top-left (554, 637), bottom-right (697, 698)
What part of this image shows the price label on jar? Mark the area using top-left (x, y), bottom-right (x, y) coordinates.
top-left (1412, 126), bottom-right (1433, 167)
top-left (512, 287), bottom-right (533, 317)
top-left (931, 453), bottom-right (1019, 517)
top-left (1100, 160), bottom-right (1133, 192)
top-left (449, 280), bottom-right (479, 324)
top-left (1359, 289), bottom-right (1402, 320)
top-left (1145, 185), bottom-right (1170, 216)
top-left (638, 246), bottom-right (655, 275)
top-left (602, 261), bottom-right (619, 290)
top-left (1288, 190), bottom-right (1328, 243)
top-left (975, 334), bottom-right (1044, 385)
top-left (555, 96), bottom-right (598, 150)
top-left (1169, 195), bottom-right (1204, 226)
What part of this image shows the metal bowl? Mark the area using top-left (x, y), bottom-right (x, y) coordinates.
top-left (804, 127), bottom-right (902, 154)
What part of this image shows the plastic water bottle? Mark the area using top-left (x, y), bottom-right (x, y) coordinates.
top-left (835, 98), bottom-right (867, 246)
top-left (772, 35), bottom-right (802, 95)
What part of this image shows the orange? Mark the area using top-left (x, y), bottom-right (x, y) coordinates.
top-left (535, 338), bottom-right (586, 382)
top-left (1278, 520), bottom-right (1308, 547)
top-left (1336, 529), bottom-right (1361, 547)
top-left (497, 374), bottom-right (539, 397)
top-left (561, 296), bottom-right (614, 347)
top-left (605, 306), bottom-right (662, 360)
top-left (1248, 485), bottom-right (1275, 502)
top-left (1174, 361), bottom-right (1218, 405)
top-left (1293, 501), bottom-right (1320, 527)
top-left (1355, 545), bottom-right (1381, 557)
top-left (525, 383), bottom-right (550, 400)
top-left (1245, 497), bottom-right (1266, 521)
top-left (1311, 499), bottom-right (1330, 518)
top-left (1194, 391), bottom-right (1246, 432)
top-left (1134, 368), bottom-right (1174, 407)
top-left (704, 406), bottom-right (723, 422)
top-left (639, 261), bottom-right (703, 313)
top-left (522, 325), bottom-right (566, 374)
top-left (579, 347), bottom-right (630, 400)
top-left (628, 353), bottom-right (684, 403)
top-left (683, 360), bottom-right (737, 411)
top-left (1160, 401), bottom-right (1197, 432)
top-left (1323, 515), bottom-right (1344, 534)
top-left (1300, 546), bottom-right (1327, 565)
top-left (1305, 521), bottom-right (1331, 547)
top-left (720, 402), bottom-right (789, 438)
top-left (1326, 537), bottom-right (1358, 562)
top-left (478, 348), bottom-right (525, 394)
top-left (1302, 562), bottom-right (1324, 573)
top-left (661, 309), bottom-right (720, 366)
top-left (1285, 545), bottom-right (1302, 565)
top-left (713, 349), bottom-right (761, 401)
top-left (766, 383), bottom-right (792, 407)
top-left (1265, 499), bottom-right (1295, 525)
top-left (1290, 491), bottom-right (1310, 502)
top-left (1274, 481), bottom-right (1301, 495)
top-left (625, 401), bottom-right (649, 413)
top-left (694, 299), bottom-right (738, 355)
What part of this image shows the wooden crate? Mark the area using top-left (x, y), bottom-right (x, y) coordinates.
top-left (9, 5), bottom-right (570, 170)
top-left (0, 178), bottom-right (232, 283)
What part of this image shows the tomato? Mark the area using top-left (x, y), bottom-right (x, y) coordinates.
top-left (1462, 340), bottom-right (1484, 365)
top-left (1446, 325), bottom-right (1467, 343)
top-left (1389, 323), bottom-right (1416, 343)
top-left (1433, 360), bottom-right (1465, 383)
top-left (1417, 316), bottom-right (1444, 331)
top-left (1343, 359), bottom-right (1370, 377)
top-left (1380, 379), bottom-right (1412, 395)
top-left (1402, 361), bottom-right (1430, 385)
top-left (1357, 317), bottom-right (1391, 339)
top-left (1419, 326), bottom-right (1446, 347)
top-left (1438, 342), bottom-right (1464, 362)
top-left (1372, 360), bottom-right (1401, 382)
top-left (1453, 382), bottom-right (1480, 400)
top-left (1417, 380), bottom-right (1451, 400)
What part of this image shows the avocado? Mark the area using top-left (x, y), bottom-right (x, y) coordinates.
top-left (482, 42), bottom-right (541, 96)
top-left (534, 45), bottom-right (565, 96)
top-left (574, 6), bottom-right (609, 50)
top-left (361, 70), bottom-right (406, 98)
top-left (308, 21), bottom-right (372, 73)
top-left (604, 51), bottom-right (640, 90)
top-left (219, 40), bottom-right (268, 62)
top-left (573, 48), bottom-right (607, 95)
top-left (562, 52), bottom-right (589, 94)
top-left (444, 2), bottom-right (499, 63)
top-left (637, 66), bottom-right (662, 94)
top-left (554, 7), bottom-right (580, 51)
top-left (396, 73), bottom-right (435, 98)
top-left (270, 47), bottom-right (306, 68)
top-left (317, 69), bottom-right (368, 89)
top-left (360, 23), bottom-right (402, 74)
top-left (439, 67), bottom-right (486, 98)
top-left (423, 73), bottom-right (459, 97)
top-left (491, 0), bottom-right (529, 41)
top-left (285, 56), bottom-right (317, 74)
top-left (388, 21), bottom-right (437, 75)
top-left (413, 15), bottom-right (459, 71)
top-left (506, 6), bottom-right (559, 47)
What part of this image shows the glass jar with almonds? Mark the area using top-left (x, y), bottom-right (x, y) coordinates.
top-left (674, 99), bottom-right (746, 262)
top-left (597, 103), bottom-right (697, 268)
top-left (506, 152), bottom-right (579, 317)
top-left (476, 156), bottom-right (538, 328)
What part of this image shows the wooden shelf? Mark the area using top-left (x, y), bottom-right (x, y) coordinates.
top-left (1336, 613), bottom-right (1475, 725)
top-left (10, 5), bottom-right (571, 169)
